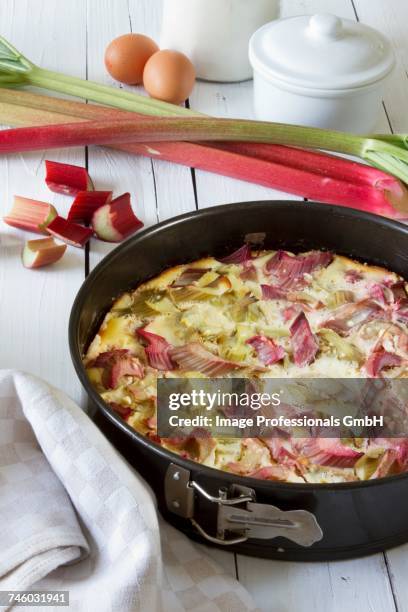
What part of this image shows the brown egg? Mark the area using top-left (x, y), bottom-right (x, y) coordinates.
top-left (143, 50), bottom-right (196, 105)
top-left (105, 33), bottom-right (159, 85)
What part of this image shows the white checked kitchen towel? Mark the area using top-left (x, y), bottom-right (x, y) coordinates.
top-left (0, 370), bottom-right (257, 612)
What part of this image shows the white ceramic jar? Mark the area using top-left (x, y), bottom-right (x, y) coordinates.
top-left (160, 0), bottom-right (280, 82)
top-left (249, 14), bottom-right (395, 132)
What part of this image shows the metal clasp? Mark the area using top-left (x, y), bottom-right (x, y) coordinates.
top-left (165, 463), bottom-right (323, 547)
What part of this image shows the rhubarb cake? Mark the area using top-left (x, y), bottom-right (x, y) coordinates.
top-left (84, 246), bottom-right (408, 483)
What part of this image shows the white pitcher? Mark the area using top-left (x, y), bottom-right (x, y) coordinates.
top-left (160, 0), bottom-right (280, 82)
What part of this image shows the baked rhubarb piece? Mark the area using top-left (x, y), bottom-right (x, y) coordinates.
top-left (84, 247), bottom-right (408, 484)
top-left (3, 196), bottom-right (57, 234)
top-left (91, 192), bottom-right (143, 242)
top-left (90, 349), bottom-right (144, 389)
top-left (137, 328), bottom-right (175, 371)
top-left (22, 237), bottom-right (67, 269)
top-left (45, 160), bottom-right (94, 195)
top-left (47, 216), bottom-right (93, 247)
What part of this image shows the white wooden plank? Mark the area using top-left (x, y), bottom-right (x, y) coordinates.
top-left (189, 79), bottom-right (298, 208)
top-left (237, 554), bottom-right (396, 612)
top-left (128, 0), bottom-right (197, 223)
top-left (352, 0), bottom-right (408, 133)
top-left (86, 0), bottom-right (157, 273)
top-left (0, 0), bottom-right (87, 404)
top-left (349, 1), bottom-right (408, 606)
top-left (352, 2), bottom-right (408, 608)
top-left (384, 544), bottom-right (408, 612)
top-left (87, 0), bottom-right (196, 275)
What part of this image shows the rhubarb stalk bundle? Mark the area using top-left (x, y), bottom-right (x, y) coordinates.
top-left (0, 89), bottom-right (407, 219)
top-left (1, 35), bottom-right (408, 185)
top-left (2, 113), bottom-right (408, 183)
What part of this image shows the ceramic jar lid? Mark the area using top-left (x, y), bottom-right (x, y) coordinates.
top-left (249, 13), bottom-right (395, 91)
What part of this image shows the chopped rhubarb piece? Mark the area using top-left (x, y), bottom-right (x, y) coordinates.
top-left (290, 312), bottom-right (319, 367)
top-left (282, 304), bottom-right (302, 322)
top-left (137, 327), bottom-right (175, 371)
top-left (22, 237), bottom-right (67, 269)
top-left (170, 342), bottom-right (243, 376)
top-left (225, 439), bottom-right (271, 475)
top-left (3, 196), bottom-right (57, 234)
top-left (67, 190), bottom-right (112, 222)
top-left (247, 335), bottom-right (285, 365)
top-left (297, 438), bottom-right (363, 468)
top-left (365, 349), bottom-right (402, 377)
top-left (369, 283), bottom-right (392, 305)
top-left (240, 261), bottom-right (257, 281)
top-left (247, 465), bottom-right (297, 482)
top-left (45, 160), bottom-right (94, 195)
top-left (395, 304), bottom-right (408, 324)
top-left (47, 216), bottom-right (93, 248)
top-left (92, 349), bottom-right (143, 388)
top-left (390, 281), bottom-right (407, 302)
top-left (91, 192), bottom-right (143, 242)
top-left (110, 355), bottom-right (144, 388)
top-left (369, 449), bottom-right (397, 479)
top-left (367, 281), bottom-right (408, 325)
top-left (219, 244), bottom-right (252, 264)
top-left (92, 349), bottom-right (129, 367)
top-left (261, 284), bottom-right (287, 300)
top-left (165, 429), bottom-right (216, 462)
top-left (345, 270), bottom-right (363, 284)
top-left (265, 250), bottom-right (332, 288)
top-left (390, 326), bottom-right (408, 355)
top-left (172, 268), bottom-right (209, 287)
top-left (108, 402), bottom-right (132, 420)
top-left (321, 299), bottom-right (382, 336)
top-left (263, 438), bottom-right (298, 466)
top-left (370, 438), bottom-right (408, 468)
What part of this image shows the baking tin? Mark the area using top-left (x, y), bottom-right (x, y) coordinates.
top-left (69, 201), bottom-right (408, 561)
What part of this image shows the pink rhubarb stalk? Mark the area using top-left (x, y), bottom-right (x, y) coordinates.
top-left (1, 90), bottom-right (408, 218)
top-left (91, 192), bottom-right (144, 242)
top-left (85, 142), bottom-right (408, 219)
top-left (22, 237), bottom-right (67, 269)
top-left (45, 159), bottom-right (94, 195)
top-left (46, 215), bottom-right (93, 247)
top-left (3, 196), bottom-right (57, 234)
top-left (68, 190), bottom-right (112, 222)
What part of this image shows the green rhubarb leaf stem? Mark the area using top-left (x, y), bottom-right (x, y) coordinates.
top-left (28, 67), bottom-right (202, 118)
top-left (370, 134), bottom-right (408, 150)
top-left (0, 34), bottom-right (198, 118)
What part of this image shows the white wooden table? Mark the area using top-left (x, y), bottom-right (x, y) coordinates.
top-left (1, 1), bottom-right (408, 610)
